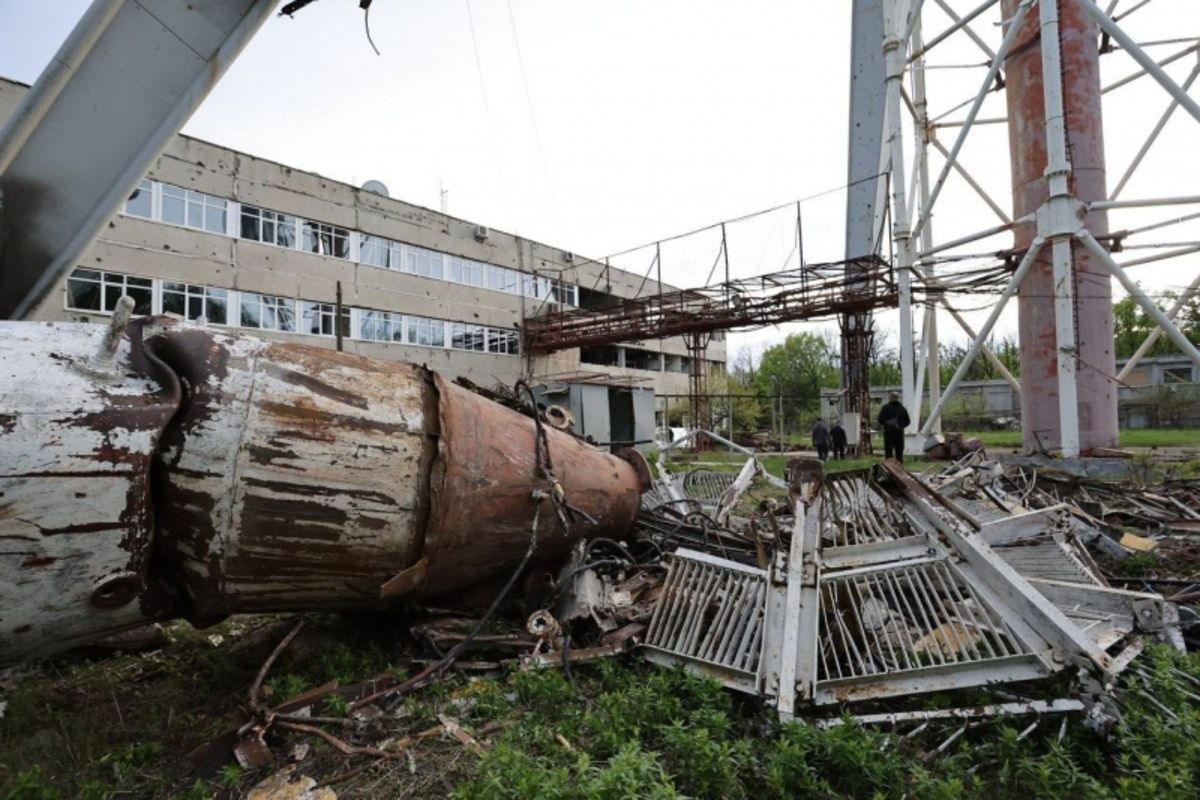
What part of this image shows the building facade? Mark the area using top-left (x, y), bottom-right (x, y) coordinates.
top-left (0, 77), bottom-right (723, 406)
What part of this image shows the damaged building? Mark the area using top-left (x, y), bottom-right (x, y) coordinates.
top-left (0, 75), bottom-right (725, 447)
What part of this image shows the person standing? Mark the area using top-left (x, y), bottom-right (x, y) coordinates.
top-left (830, 420), bottom-right (847, 460)
top-left (877, 391), bottom-right (911, 462)
top-left (811, 419), bottom-right (830, 462)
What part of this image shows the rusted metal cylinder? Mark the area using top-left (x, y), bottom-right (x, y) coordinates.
top-left (1003, 0), bottom-right (1118, 453)
top-left (0, 320), bottom-right (645, 662)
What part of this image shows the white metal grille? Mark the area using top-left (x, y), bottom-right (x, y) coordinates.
top-left (816, 560), bottom-right (1028, 683)
top-left (642, 550), bottom-right (767, 692)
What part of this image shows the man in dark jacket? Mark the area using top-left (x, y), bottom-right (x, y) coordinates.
top-left (811, 419), bottom-right (830, 461)
top-left (877, 391), bottom-right (911, 462)
top-left (830, 420), bottom-right (848, 460)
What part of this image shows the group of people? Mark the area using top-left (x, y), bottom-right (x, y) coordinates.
top-left (810, 391), bottom-right (912, 463)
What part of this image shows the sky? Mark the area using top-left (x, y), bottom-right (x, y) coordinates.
top-left (1, 0), bottom-right (1197, 366)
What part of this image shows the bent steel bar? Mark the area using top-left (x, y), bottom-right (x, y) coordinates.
top-left (0, 318), bottom-right (645, 662)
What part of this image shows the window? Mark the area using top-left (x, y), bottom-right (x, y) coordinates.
top-left (240, 293), bottom-right (296, 332)
top-left (240, 205), bottom-right (296, 248)
top-left (301, 301), bottom-right (350, 337)
top-left (124, 179), bottom-right (153, 219)
top-left (66, 268), bottom-right (152, 315)
top-left (405, 246), bottom-right (443, 279)
top-left (550, 281), bottom-right (578, 306)
top-left (456, 258), bottom-right (484, 287)
top-left (497, 267), bottom-right (521, 294)
top-left (524, 275), bottom-right (551, 299)
top-left (162, 282), bottom-right (228, 324)
top-left (406, 315), bottom-right (445, 347)
top-left (359, 235), bottom-right (403, 270)
top-left (1164, 366), bottom-right (1193, 384)
top-left (161, 184), bottom-right (227, 234)
top-left (451, 322), bottom-right (487, 352)
top-left (487, 328), bottom-right (520, 355)
top-left (302, 221), bottom-right (349, 259)
top-left (358, 310), bottom-right (404, 342)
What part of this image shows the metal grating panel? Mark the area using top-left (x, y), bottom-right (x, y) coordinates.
top-left (643, 549), bottom-right (767, 693)
top-left (994, 540), bottom-right (1101, 585)
top-left (822, 474), bottom-right (911, 546)
top-left (816, 559), bottom-right (1030, 683)
top-left (682, 469), bottom-right (737, 505)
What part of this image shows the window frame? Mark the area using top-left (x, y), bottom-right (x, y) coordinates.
top-left (302, 220), bottom-right (350, 259)
top-left (160, 184), bottom-right (229, 235)
top-left (161, 282), bottom-right (229, 325)
top-left (406, 315), bottom-right (446, 348)
top-left (65, 268), bottom-right (154, 316)
top-left (240, 204), bottom-right (297, 249)
top-left (301, 301), bottom-right (350, 337)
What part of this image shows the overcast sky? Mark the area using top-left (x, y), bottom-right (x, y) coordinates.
top-left (1, 0), bottom-right (1196, 365)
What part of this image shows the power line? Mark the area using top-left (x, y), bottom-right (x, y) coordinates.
top-left (464, 0), bottom-right (515, 228)
top-left (504, 0), bottom-right (568, 241)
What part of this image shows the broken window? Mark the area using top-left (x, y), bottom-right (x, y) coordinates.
top-left (65, 268), bottom-right (152, 315)
top-left (406, 315), bottom-right (445, 348)
top-left (301, 301), bottom-right (350, 337)
top-left (549, 280), bottom-right (578, 306)
top-left (240, 293), bottom-right (296, 332)
top-left (162, 282), bottom-right (228, 324)
top-left (161, 184), bottom-right (228, 234)
top-left (487, 329), bottom-right (520, 355)
top-left (358, 309), bottom-right (404, 342)
top-left (302, 221), bottom-right (350, 259)
top-left (359, 234), bottom-right (403, 270)
top-left (240, 205), bottom-right (297, 248)
top-left (123, 179), bottom-right (153, 219)
top-left (451, 322), bottom-right (487, 352)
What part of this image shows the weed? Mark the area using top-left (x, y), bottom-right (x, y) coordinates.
top-left (323, 693), bottom-right (351, 716)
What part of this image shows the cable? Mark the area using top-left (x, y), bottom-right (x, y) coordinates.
top-left (362, 1), bottom-right (380, 55)
top-left (505, 0), bottom-right (567, 239)
top-left (464, 0), bottom-right (515, 228)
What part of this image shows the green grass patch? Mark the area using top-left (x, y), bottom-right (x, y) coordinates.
top-left (456, 646), bottom-right (1200, 800)
top-left (3, 616), bottom-right (1199, 799)
top-left (958, 428), bottom-right (1200, 450)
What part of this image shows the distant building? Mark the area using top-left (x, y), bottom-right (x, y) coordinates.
top-left (0, 76), bottom-right (725, 447)
top-left (820, 353), bottom-right (1200, 430)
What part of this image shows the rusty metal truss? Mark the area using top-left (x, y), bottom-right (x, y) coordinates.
top-left (523, 255), bottom-right (896, 354)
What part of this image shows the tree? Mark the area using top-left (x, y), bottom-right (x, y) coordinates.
top-left (752, 332), bottom-right (840, 424)
top-left (1113, 291), bottom-right (1200, 360)
top-left (937, 334), bottom-right (1019, 386)
top-left (707, 369), bottom-right (764, 433)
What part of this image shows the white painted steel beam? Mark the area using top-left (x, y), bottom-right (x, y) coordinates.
top-left (920, 238), bottom-right (1045, 435)
top-left (1110, 58), bottom-right (1200, 202)
top-left (1117, 269), bottom-right (1200, 381)
top-left (910, 0), bottom-right (1033, 243)
top-left (1079, 230), bottom-right (1200, 372)
top-left (0, 0), bottom-right (280, 319)
top-left (1037, 0), bottom-right (1081, 458)
top-left (1075, 0), bottom-right (1200, 124)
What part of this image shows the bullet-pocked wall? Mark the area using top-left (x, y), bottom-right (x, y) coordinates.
top-left (0, 77), bottom-right (723, 395)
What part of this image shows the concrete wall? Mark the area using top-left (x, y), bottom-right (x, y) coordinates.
top-left (0, 76), bottom-right (724, 394)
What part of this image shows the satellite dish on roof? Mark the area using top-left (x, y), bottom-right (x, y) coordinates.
top-left (362, 179), bottom-right (390, 198)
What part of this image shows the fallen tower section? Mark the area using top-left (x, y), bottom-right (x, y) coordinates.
top-left (0, 313), bottom-right (646, 663)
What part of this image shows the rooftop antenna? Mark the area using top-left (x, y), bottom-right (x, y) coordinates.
top-left (440, 179), bottom-right (449, 214)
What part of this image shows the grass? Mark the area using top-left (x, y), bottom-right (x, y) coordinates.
top-left (4, 616), bottom-right (1199, 799)
top-left (959, 428), bottom-right (1200, 450)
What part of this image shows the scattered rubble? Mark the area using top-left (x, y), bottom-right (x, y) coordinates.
top-left (186, 434), bottom-right (1199, 778)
